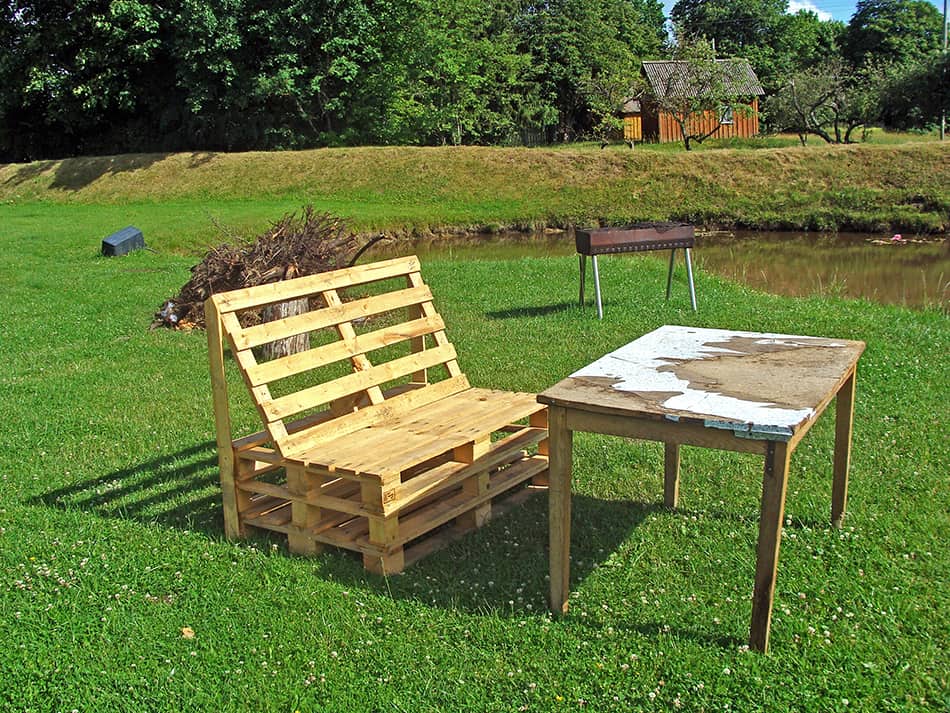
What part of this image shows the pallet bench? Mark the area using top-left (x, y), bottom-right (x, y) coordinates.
top-left (206, 255), bottom-right (549, 574)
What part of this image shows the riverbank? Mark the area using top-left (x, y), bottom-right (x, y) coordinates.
top-left (2, 142), bottom-right (948, 252)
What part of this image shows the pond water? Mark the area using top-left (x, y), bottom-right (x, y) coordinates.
top-left (373, 230), bottom-right (949, 312)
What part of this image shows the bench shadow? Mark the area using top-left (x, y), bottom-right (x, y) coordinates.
top-left (485, 302), bottom-right (579, 319)
top-left (27, 440), bottom-right (223, 535)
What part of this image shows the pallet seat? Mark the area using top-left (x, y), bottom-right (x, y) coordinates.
top-left (206, 255), bottom-right (548, 574)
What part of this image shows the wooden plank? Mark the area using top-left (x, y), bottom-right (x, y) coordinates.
top-left (230, 285), bottom-right (433, 351)
top-left (263, 343), bottom-right (458, 421)
top-left (205, 297), bottom-right (241, 539)
top-left (309, 391), bottom-right (542, 478)
top-left (288, 465), bottom-right (322, 554)
top-left (212, 255), bottom-right (421, 313)
top-left (407, 271), bottom-right (463, 378)
top-left (530, 409), bottom-right (549, 486)
top-left (280, 374), bottom-right (470, 456)
top-left (376, 455), bottom-right (547, 547)
top-left (564, 408), bottom-right (767, 455)
top-left (239, 480), bottom-right (372, 517)
top-left (322, 287), bottom-right (386, 407)
top-left (235, 446), bottom-right (282, 465)
top-left (454, 436), bottom-right (492, 530)
top-left (389, 427), bottom-right (546, 513)
top-left (243, 495), bottom-right (291, 520)
top-left (245, 315), bottom-right (445, 386)
top-left (233, 408), bottom-right (336, 451)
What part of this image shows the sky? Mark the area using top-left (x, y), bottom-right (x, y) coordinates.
top-left (661, 1), bottom-right (945, 25)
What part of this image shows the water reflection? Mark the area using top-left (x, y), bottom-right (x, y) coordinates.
top-left (372, 230), bottom-right (948, 311)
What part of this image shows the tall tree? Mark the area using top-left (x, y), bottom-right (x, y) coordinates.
top-left (1, 0), bottom-right (167, 160)
top-left (764, 60), bottom-right (884, 143)
top-left (523, 0), bottom-right (666, 140)
top-left (843, 0), bottom-right (944, 68)
top-left (670, 0), bottom-right (787, 87)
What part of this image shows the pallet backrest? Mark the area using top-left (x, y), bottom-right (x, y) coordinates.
top-left (206, 255), bottom-right (470, 457)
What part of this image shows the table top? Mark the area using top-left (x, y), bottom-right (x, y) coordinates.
top-left (538, 325), bottom-right (865, 441)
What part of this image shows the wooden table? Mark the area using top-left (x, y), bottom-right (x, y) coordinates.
top-left (537, 325), bottom-right (865, 652)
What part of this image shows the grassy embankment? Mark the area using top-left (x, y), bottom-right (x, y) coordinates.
top-left (1, 140), bottom-right (948, 254)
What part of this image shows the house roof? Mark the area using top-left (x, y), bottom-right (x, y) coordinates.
top-left (642, 59), bottom-right (764, 98)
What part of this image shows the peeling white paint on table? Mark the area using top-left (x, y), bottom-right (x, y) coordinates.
top-left (538, 325), bottom-right (865, 652)
top-left (569, 325), bottom-right (852, 439)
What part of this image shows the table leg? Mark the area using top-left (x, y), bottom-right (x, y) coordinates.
top-left (832, 368), bottom-right (857, 528)
top-left (666, 249), bottom-right (676, 300)
top-left (685, 248), bottom-right (697, 311)
top-left (578, 254), bottom-right (586, 306)
top-left (664, 442), bottom-right (680, 508)
top-left (750, 440), bottom-right (791, 653)
top-left (592, 255), bottom-right (603, 319)
top-left (548, 406), bottom-right (573, 616)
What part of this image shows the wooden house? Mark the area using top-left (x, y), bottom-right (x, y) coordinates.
top-left (622, 59), bottom-right (764, 144)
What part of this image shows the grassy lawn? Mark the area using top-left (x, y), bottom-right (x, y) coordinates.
top-left (0, 203), bottom-right (947, 711)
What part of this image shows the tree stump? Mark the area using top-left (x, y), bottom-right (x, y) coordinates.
top-left (261, 297), bottom-right (310, 360)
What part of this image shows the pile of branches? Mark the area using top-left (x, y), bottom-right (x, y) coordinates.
top-left (154, 206), bottom-right (385, 330)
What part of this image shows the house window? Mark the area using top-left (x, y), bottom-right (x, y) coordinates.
top-left (719, 105), bottom-right (734, 124)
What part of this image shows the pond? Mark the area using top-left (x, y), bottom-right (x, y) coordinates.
top-left (374, 230), bottom-right (949, 312)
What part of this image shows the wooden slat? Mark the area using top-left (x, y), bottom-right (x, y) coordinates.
top-left (322, 287), bottom-right (386, 408)
top-left (373, 455), bottom-right (547, 548)
top-left (407, 270), bottom-right (463, 378)
top-left (232, 409), bottom-right (338, 452)
top-left (229, 285), bottom-right (433, 351)
top-left (263, 343), bottom-right (458, 422)
top-left (212, 255), bottom-right (421, 313)
top-left (388, 427), bottom-right (546, 513)
top-left (238, 480), bottom-right (370, 517)
top-left (281, 375), bottom-right (470, 456)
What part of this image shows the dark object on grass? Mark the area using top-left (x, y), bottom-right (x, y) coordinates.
top-left (154, 206), bottom-right (387, 330)
top-left (102, 226), bottom-right (145, 256)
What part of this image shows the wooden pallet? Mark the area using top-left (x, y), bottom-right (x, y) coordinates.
top-left (206, 255), bottom-right (549, 573)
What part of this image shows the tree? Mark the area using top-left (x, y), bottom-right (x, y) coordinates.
top-left (670, 0), bottom-right (787, 88)
top-left (0, 0), bottom-right (168, 161)
top-left (522, 0), bottom-right (666, 141)
top-left (875, 53), bottom-right (950, 130)
top-left (844, 0), bottom-right (944, 68)
top-left (764, 60), bottom-right (883, 144)
top-left (645, 37), bottom-right (755, 150)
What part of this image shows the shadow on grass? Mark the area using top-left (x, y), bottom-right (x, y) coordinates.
top-left (486, 301), bottom-right (579, 319)
top-left (28, 440), bottom-right (223, 535)
top-left (4, 151), bottom-right (217, 191)
top-left (320, 491), bottom-right (664, 613)
top-left (28, 442), bottom-right (757, 649)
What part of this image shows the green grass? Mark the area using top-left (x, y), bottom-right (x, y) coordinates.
top-left (0, 206), bottom-right (947, 711)
top-left (2, 139), bottom-right (948, 251)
